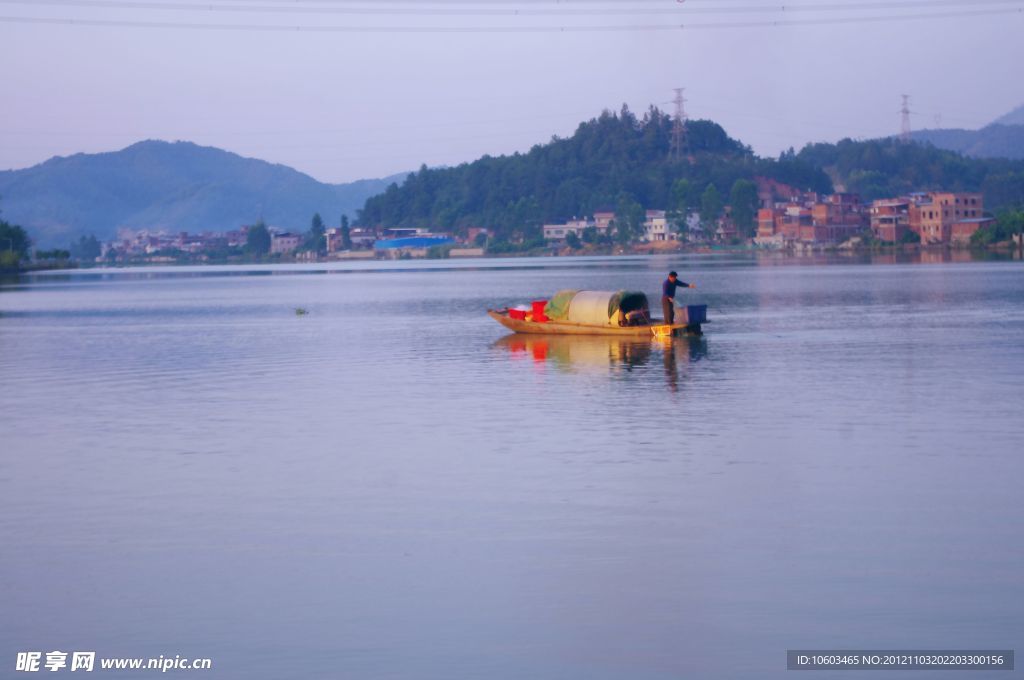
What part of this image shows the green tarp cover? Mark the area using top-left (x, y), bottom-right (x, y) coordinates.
top-left (608, 290), bottom-right (649, 317)
top-left (544, 290), bottom-right (579, 320)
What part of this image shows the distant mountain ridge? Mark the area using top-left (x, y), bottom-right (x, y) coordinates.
top-left (0, 140), bottom-right (407, 247)
top-left (908, 101), bottom-right (1024, 160)
top-left (911, 124), bottom-right (1024, 160)
top-left (993, 103), bottom-right (1024, 126)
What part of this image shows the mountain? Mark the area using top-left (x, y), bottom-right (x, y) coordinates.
top-left (357, 105), bottom-right (831, 238)
top-left (0, 140), bottom-right (407, 247)
top-left (911, 124), bottom-right (1024, 160)
top-left (993, 103), bottom-right (1024, 126)
top-left (900, 102), bottom-right (1024, 160)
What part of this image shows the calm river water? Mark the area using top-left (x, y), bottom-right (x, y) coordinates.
top-left (2, 253), bottom-right (1022, 679)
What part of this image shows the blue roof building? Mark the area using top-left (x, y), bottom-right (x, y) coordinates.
top-left (374, 236), bottom-right (455, 250)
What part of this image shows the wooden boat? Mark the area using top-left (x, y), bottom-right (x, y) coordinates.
top-left (488, 289), bottom-right (706, 337)
top-left (487, 309), bottom-right (701, 337)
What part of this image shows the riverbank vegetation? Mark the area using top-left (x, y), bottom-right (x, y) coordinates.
top-left (971, 209), bottom-right (1024, 246)
top-left (0, 219), bottom-right (31, 272)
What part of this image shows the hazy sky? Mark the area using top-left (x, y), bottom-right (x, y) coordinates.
top-left (3, 1), bottom-right (1023, 184)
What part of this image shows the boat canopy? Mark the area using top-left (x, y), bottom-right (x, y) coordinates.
top-left (545, 289), bottom-right (649, 327)
top-left (544, 290), bottom-right (579, 320)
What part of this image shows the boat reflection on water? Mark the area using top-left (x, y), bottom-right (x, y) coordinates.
top-left (492, 333), bottom-right (707, 390)
top-left (494, 334), bottom-right (654, 371)
top-left (661, 334), bottom-right (708, 393)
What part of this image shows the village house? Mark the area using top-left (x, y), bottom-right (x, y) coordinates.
top-left (325, 226), bottom-right (377, 253)
top-left (542, 218), bottom-right (592, 241)
top-left (756, 192), bottom-right (867, 246)
top-left (812, 193), bottom-right (866, 242)
top-left (870, 192), bottom-right (993, 244)
top-left (326, 225), bottom-right (378, 259)
top-left (325, 227), bottom-right (355, 253)
top-left (593, 211), bottom-right (615, 235)
top-left (715, 211), bottom-right (739, 243)
top-left (349, 228), bottom-right (377, 249)
top-left (756, 205), bottom-right (809, 245)
top-left (325, 227), bottom-right (345, 253)
top-left (270, 232), bottom-right (301, 255)
top-left (642, 210), bottom-right (675, 241)
top-left (545, 209), bottom-right (658, 243)
top-left (869, 198), bottom-right (912, 242)
top-left (909, 192), bottom-right (990, 244)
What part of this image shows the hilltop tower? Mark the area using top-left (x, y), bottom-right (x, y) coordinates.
top-left (670, 87), bottom-right (688, 162)
top-left (900, 94), bottom-right (912, 143)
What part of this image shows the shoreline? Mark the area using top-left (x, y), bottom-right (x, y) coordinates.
top-left (0, 260), bottom-right (80, 275)
top-left (9, 243), bottom-right (1021, 277)
top-left (78, 240), bottom-right (1024, 267)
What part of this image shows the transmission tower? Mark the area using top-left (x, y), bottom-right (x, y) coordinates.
top-left (670, 87), bottom-right (688, 162)
top-left (900, 94), bottom-right (912, 143)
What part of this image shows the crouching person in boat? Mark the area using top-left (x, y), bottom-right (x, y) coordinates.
top-left (662, 271), bottom-right (695, 325)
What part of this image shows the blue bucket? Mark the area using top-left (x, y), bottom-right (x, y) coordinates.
top-left (684, 305), bottom-right (707, 324)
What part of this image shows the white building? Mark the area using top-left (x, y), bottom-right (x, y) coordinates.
top-left (642, 210), bottom-right (675, 241)
top-left (543, 218), bottom-right (593, 241)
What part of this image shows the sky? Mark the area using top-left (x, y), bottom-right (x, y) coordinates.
top-left (2, 1), bottom-right (1023, 184)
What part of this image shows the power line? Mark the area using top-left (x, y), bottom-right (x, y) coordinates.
top-left (2, 0), bottom-right (1022, 16)
top-left (1, 6), bottom-right (1021, 32)
top-left (0, 107), bottom-right (604, 138)
top-left (88, 0), bottom-right (1024, 4)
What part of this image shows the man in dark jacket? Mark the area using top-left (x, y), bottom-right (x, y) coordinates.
top-left (662, 271), bottom-right (695, 324)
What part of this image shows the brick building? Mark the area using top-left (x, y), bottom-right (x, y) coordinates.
top-left (270, 232), bottom-right (301, 255)
top-left (870, 199), bottom-right (912, 242)
top-left (756, 193), bottom-right (866, 246)
top-left (870, 192), bottom-right (992, 244)
top-left (909, 192), bottom-right (987, 244)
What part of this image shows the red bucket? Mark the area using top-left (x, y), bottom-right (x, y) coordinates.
top-left (531, 300), bottom-right (549, 323)
top-left (508, 308), bottom-right (527, 321)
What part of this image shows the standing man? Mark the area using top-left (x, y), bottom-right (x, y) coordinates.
top-left (662, 271), bottom-right (695, 324)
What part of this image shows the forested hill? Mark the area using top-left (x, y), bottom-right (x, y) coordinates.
top-left (358, 105), bottom-right (1024, 241)
top-left (796, 137), bottom-right (1024, 208)
top-left (357, 106), bottom-right (832, 239)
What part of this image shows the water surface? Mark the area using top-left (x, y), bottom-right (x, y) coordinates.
top-left (2, 253), bottom-right (1022, 679)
